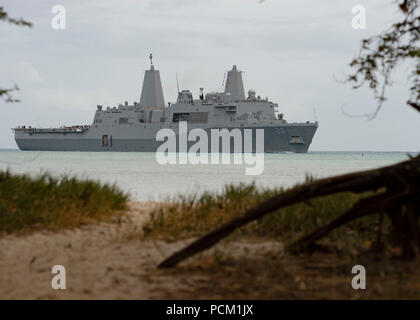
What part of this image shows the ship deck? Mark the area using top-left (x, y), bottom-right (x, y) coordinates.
top-left (13, 126), bottom-right (90, 134)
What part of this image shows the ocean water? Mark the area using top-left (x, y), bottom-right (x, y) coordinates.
top-left (0, 150), bottom-right (414, 201)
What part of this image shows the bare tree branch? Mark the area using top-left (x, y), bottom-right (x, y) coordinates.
top-left (158, 156), bottom-right (420, 268)
top-left (0, 6), bottom-right (32, 27)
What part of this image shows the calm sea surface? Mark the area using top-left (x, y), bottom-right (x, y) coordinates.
top-left (0, 150), bottom-right (414, 201)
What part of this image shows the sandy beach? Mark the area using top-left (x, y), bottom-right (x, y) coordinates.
top-left (0, 202), bottom-right (284, 299)
top-left (1, 202), bottom-right (418, 300)
top-left (0, 202), bottom-right (183, 299)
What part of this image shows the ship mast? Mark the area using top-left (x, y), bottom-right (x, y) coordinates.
top-left (224, 65), bottom-right (245, 101)
top-left (139, 53), bottom-right (165, 108)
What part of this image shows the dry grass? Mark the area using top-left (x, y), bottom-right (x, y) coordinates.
top-left (0, 170), bottom-right (128, 234)
top-left (142, 181), bottom-right (391, 252)
top-left (141, 181), bottom-right (420, 299)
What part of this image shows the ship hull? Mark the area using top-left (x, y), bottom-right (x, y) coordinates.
top-left (15, 124), bottom-right (317, 153)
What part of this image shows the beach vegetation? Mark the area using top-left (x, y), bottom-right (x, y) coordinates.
top-left (0, 170), bottom-right (128, 234)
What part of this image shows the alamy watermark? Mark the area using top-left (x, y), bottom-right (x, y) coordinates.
top-left (51, 265), bottom-right (66, 290)
top-left (351, 265), bottom-right (366, 290)
top-left (156, 122), bottom-right (265, 176)
top-left (51, 5), bottom-right (66, 30)
top-left (352, 5), bottom-right (366, 30)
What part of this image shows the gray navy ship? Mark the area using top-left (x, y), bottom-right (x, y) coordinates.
top-left (14, 55), bottom-right (318, 153)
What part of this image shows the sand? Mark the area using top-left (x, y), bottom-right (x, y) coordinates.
top-left (0, 202), bottom-right (194, 299)
top-left (0, 202), bottom-right (283, 299)
top-left (2, 202), bottom-right (417, 299)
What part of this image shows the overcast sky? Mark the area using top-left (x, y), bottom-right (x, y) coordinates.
top-left (1, 0), bottom-right (419, 151)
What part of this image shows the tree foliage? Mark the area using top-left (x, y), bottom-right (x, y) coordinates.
top-left (0, 85), bottom-right (20, 103)
top-left (0, 6), bottom-right (32, 27)
top-left (0, 6), bottom-right (32, 102)
top-left (347, 0), bottom-right (420, 118)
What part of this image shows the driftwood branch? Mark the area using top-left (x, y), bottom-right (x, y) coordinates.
top-left (158, 156), bottom-right (420, 268)
top-left (287, 191), bottom-right (410, 253)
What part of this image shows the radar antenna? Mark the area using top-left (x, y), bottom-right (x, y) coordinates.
top-left (313, 108), bottom-right (318, 123)
top-left (221, 71), bottom-right (227, 90)
top-left (176, 72), bottom-right (180, 93)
